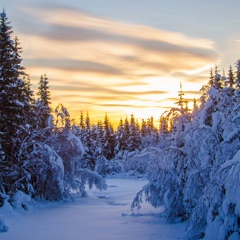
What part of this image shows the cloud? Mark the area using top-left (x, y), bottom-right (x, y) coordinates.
top-left (25, 58), bottom-right (124, 76)
top-left (11, 4), bottom-right (218, 123)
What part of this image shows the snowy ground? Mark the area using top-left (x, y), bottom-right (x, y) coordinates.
top-left (1, 177), bottom-right (185, 240)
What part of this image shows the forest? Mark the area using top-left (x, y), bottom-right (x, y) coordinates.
top-left (1, 11), bottom-right (240, 239)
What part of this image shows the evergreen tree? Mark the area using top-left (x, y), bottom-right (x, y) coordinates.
top-left (235, 59), bottom-right (240, 89)
top-left (128, 114), bottom-right (141, 151)
top-left (159, 115), bottom-right (169, 141)
top-left (208, 67), bottom-right (214, 88)
top-left (84, 112), bottom-right (93, 154)
top-left (54, 103), bottom-right (70, 132)
top-left (175, 82), bottom-right (189, 110)
top-left (94, 120), bottom-right (104, 156)
top-left (222, 65), bottom-right (235, 98)
top-left (80, 113), bottom-right (95, 169)
top-left (213, 65), bottom-right (222, 90)
top-left (79, 111), bottom-right (85, 130)
top-left (131, 60), bottom-right (240, 239)
top-left (22, 73), bottom-right (34, 106)
top-left (0, 11), bottom-right (31, 195)
top-left (102, 113), bottom-right (116, 160)
top-left (227, 65), bottom-right (235, 89)
top-left (200, 67), bottom-right (214, 99)
top-left (115, 118), bottom-right (125, 158)
top-left (193, 98), bottom-right (198, 111)
top-left (141, 119), bottom-right (147, 137)
top-left (36, 74), bottom-right (52, 131)
top-left (123, 117), bottom-right (130, 150)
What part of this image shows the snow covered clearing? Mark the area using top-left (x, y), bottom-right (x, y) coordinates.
top-left (1, 177), bottom-right (185, 240)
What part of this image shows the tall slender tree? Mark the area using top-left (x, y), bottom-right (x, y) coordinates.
top-left (227, 65), bottom-right (235, 89)
top-left (213, 65), bottom-right (222, 90)
top-left (36, 74), bottom-right (52, 131)
top-left (0, 11), bottom-right (31, 194)
top-left (128, 114), bottom-right (141, 151)
top-left (79, 111), bottom-right (85, 130)
top-left (235, 59), bottom-right (240, 89)
top-left (175, 82), bottom-right (189, 110)
top-left (102, 113), bottom-right (115, 159)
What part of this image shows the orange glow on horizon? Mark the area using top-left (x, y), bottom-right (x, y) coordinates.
top-left (15, 7), bottom-right (216, 128)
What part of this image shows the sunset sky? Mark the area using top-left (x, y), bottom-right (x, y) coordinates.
top-left (2, 0), bottom-right (240, 126)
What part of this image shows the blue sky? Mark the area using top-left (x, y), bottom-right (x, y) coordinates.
top-left (2, 0), bottom-right (240, 125)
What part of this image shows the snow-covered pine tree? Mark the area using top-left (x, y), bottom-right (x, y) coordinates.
top-left (175, 82), bottom-right (189, 111)
top-left (235, 59), bottom-right (240, 89)
top-left (200, 67), bottom-right (214, 104)
top-left (148, 116), bottom-right (159, 144)
top-left (213, 65), bottom-right (223, 90)
top-left (35, 74), bottom-right (52, 133)
top-left (227, 65), bottom-right (235, 89)
top-left (114, 118), bottom-right (125, 159)
top-left (93, 121), bottom-right (103, 154)
top-left (102, 113), bottom-right (116, 160)
top-left (140, 118), bottom-right (148, 137)
top-left (79, 112), bottom-right (95, 169)
top-left (132, 61), bottom-right (240, 239)
top-left (128, 113), bottom-right (141, 152)
top-left (0, 11), bottom-right (32, 196)
top-left (79, 110), bottom-right (85, 130)
top-left (51, 104), bottom-right (84, 196)
top-left (159, 114), bottom-right (169, 142)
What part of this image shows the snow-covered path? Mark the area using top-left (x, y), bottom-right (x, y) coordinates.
top-left (1, 178), bottom-right (185, 240)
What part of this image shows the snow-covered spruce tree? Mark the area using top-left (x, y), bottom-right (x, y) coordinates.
top-left (51, 104), bottom-right (78, 194)
top-left (0, 11), bottom-right (63, 203)
top-left (122, 116), bottom-right (130, 151)
top-left (235, 59), bottom-right (240, 90)
top-left (141, 116), bottom-right (159, 147)
top-left (102, 113), bottom-right (116, 160)
top-left (114, 118), bottom-right (125, 159)
top-left (186, 151), bottom-right (240, 240)
top-left (52, 104), bottom-right (107, 197)
top-left (16, 77), bottom-right (69, 201)
top-left (115, 115), bottom-right (141, 160)
top-left (131, 64), bottom-right (240, 234)
top-left (227, 65), bottom-right (235, 89)
top-left (34, 74), bottom-right (52, 135)
top-left (212, 65), bottom-right (223, 90)
top-left (128, 113), bottom-right (141, 152)
top-left (0, 11), bottom-right (33, 197)
top-left (131, 108), bottom-right (193, 221)
top-left (158, 113), bottom-right (171, 147)
top-left (185, 64), bottom-right (240, 239)
top-left (199, 68), bottom-right (214, 106)
top-left (80, 112), bottom-right (96, 170)
top-left (131, 146), bottom-right (188, 221)
top-left (93, 120), bottom-right (110, 175)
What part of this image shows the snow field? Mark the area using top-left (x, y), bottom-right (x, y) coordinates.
top-left (1, 178), bottom-right (185, 240)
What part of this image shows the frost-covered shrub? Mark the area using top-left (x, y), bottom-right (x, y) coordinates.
top-left (12, 191), bottom-right (31, 210)
top-left (131, 147), bottom-right (187, 222)
top-left (25, 143), bottom-right (64, 201)
top-left (50, 131), bottom-right (83, 191)
top-left (186, 150), bottom-right (240, 239)
top-left (0, 193), bottom-right (4, 208)
top-left (95, 154), bottom-right (125, 176)
top-left (0, 215), bottom-right (8, 232)
top-left (76, 168), bottom-right (108, 197)
top-left (105, 160), bottom-right (124, 175)
top-left (42, 144), bottom-right (64, 200)
top-left (125, 148), bottom-right (159, 174)
top-left (131, 78), bottom-right (240, 233)
top-left (15, 140), bottom-right (64, 201)
top-left (95, 155), bottom-right (108, 176)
